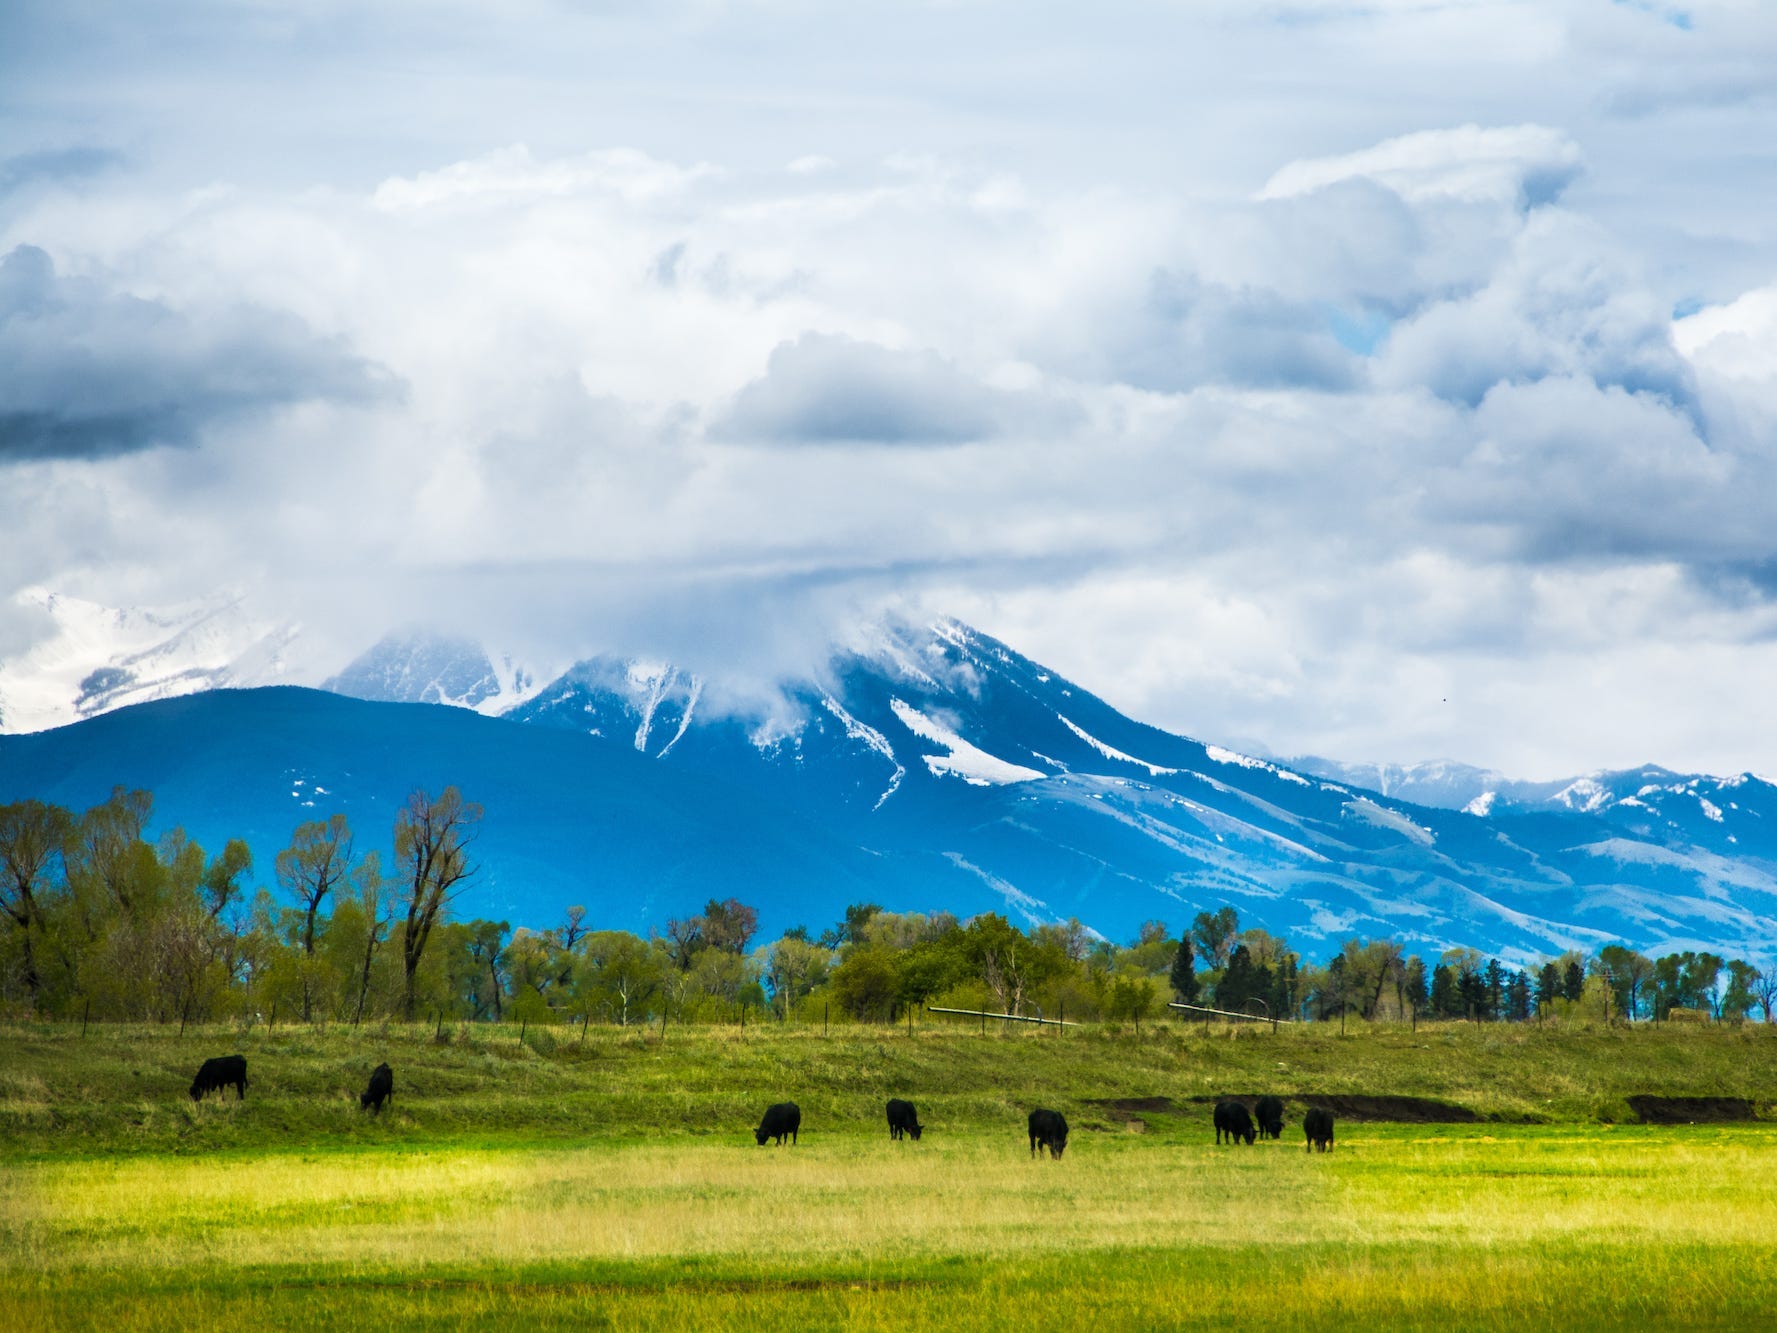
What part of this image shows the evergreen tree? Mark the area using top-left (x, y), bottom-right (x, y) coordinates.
top-left (1402, 957), bottom-right (1429, 1018)
top-left (1429, 963), bottom-right (1457, 1019)
top-left (1562, 958), bottom-right (1585, 1002)
top-left (1458, 967), bottom-right (1487, 1020)
top-left (1535, 961), bottom-right (1562, 1013)
top-left (1483, 958), bottom-right (1505, 1022)
top-left (1507, 970), bottom-right (1532, 1022)
top-left (1217, 944), bottom-right (1258, 1012)
top-left (1169, 936), bottom-right (1199, 1005)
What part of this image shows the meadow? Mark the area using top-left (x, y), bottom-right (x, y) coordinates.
top-left (2, 1018), bottom-right (1775, 1328)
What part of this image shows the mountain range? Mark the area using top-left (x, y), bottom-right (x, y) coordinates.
top-left (1, 594), bottom-right (1775, 965)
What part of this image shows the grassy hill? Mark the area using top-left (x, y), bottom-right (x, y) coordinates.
top-left (3, 1016), bottom-right (1774, 1159)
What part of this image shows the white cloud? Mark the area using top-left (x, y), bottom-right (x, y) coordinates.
top-left (1259, 124), bottom-right (1583, 208)
top-left (6, 2), bottom-right (1777, 779)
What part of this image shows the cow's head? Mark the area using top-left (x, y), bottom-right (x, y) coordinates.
top-left (1049, 1135), bottom-right (1066, 1159)
top-left (754, 1127), bottom-right (770, 1146)
top-left (908, 1123), bottom-right (922, 1141)
top-left (188, 1080), bottom-right (204, 1102)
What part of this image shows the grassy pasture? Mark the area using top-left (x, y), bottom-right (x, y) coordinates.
top-left (2, 1020), bottom-right (1775, 1327)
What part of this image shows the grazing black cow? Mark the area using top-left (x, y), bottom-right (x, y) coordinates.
top-left (1214, 1100), bottom-right (1256, 1145)
top-left (1304, 1107), bottom-right (1335, 1152)
top-left (189, 1054), bottom-right (248, 1103)
top-left (886, 1098), bottom-right (923, 1141)
top-left (360, 1062), bottom-right (393, 1114)
top-left (1028, 1108), bottom-right (1068, 1159)
top-left (1255, 1095), bottom-right (1285, 1141)
top-left (755, 1101), bottom-right (801, 1145)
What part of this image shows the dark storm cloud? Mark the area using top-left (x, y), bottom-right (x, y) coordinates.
top-left (717, 333), bottom-right (1058, 445)
top-left (0, 245), bottom-right (398, 463)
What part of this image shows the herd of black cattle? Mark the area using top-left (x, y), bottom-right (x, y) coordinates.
top-left (187, 1054), bottom-right (1337, 1153)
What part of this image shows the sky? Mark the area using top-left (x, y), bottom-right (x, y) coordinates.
top-left (4, 0), bottom-right (1777, 779)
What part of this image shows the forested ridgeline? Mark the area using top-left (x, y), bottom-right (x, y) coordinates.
top-left (2, 786), bottom-right (1773, 1029)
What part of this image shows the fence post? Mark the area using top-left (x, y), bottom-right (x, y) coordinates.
top-left (823, 1003), bottom-right (828, 1037)
top-left (519, 1018), bottom-right (527, 1046)
top-left (81, 998), bottom-right (90, 1038)
top-left (1058, 1000), bottom-right (1063, 1033)
top-left (908, 1004), bottom-right (913, 1038)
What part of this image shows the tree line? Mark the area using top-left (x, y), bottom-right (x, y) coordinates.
top-left (3, 787), bottom-right (1773, 1028)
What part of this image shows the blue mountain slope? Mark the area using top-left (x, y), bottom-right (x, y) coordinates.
top-left (7, 621), bottom-right (1777, 964)
top-left (0, 688), bottom-right (963, 932)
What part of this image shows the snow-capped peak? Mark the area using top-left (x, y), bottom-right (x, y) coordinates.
top-left (0, 586), bottom-right (301, 734)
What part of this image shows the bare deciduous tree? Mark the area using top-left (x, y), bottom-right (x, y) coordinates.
top-left (396, 787), bottom-right (481, 1020)
top-left (276, 814), bottom-right (354, 1021)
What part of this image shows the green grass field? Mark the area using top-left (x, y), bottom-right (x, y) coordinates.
top-left (3, 1019), bottom-right (1775, 1328)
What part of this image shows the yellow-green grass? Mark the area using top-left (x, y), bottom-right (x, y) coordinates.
top-left (4, 1126), bottom-right (1775, 1328)
top-left (4, 1021), bottom-right (1775, 1327)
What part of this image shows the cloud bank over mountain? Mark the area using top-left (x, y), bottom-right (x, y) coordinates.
top-left (5, 1), bottom-right (1777, 778)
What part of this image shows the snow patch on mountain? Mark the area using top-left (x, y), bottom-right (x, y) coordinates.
top-left (1344, 797), bottom-right (1436, 846)
top-left (820, 692), bottom-right (904, 808)
top-left (889, 698), bottom-right (1045, 786)
top-left (942, 852), bottom-right (1053, 927)
top-left (656, 675), bottom-right (703, 758)
top-left (628, 662), bottom-right (676, 753)
top-left (1206, 744), bottom-right (1309, 785)
top-left (1551, 777), bottom-right (1612, 813)
top-left (1058, 714), bottom-right (1178, 777)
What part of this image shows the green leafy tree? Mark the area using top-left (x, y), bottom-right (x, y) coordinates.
top-left (828, 946), bottom-right (899, 1019)
top-left (575, 930), bottom-right (667, 1026)
top-left (0, 799), bottom-right (73, 1011)
top-left (1191, 907), bottom-right (1239, 971)
top-left (1722, 960), bottom-right (1761, 1023)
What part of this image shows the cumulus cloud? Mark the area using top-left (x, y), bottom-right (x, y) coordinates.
top-left (0, 244), bottom-right (397, 463)
top-left (7, 0), bottom-right (1777, 777)
top-left (717, 333), bottom-right (1058, 444)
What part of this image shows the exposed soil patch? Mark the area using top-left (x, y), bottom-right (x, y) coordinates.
top-left (1085, 1096), bottom-right (1177, 1118)
top-left (1310, 1095), bottom-right (1479, 1124)
top-left (1083, 1096), bottom-right (1176, 1132)
top-left (1627, 1096), bottom-right (1759, 1124)
top-left (1190, 1094), bottom-right (1477, 1123)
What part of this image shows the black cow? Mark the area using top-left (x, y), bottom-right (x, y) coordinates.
top-left (1255, 1095), bottom-right (1285, 1140)
top-left (755, 1101), bottom-right (801, 1145)
top-left (886, 1098), bottom-right (923, 1141)
top-left (1214, 1100), bottom-right (1256, 1145)
top-left (189, 1054), bottom-right (248, 1102)
top-left (1028, 1108), bottom-right (1068, 1159)
top-left (360, 1062), bottom-right (393, 1114)
top-left (1304, 1107), bottom-right (1335, 1152)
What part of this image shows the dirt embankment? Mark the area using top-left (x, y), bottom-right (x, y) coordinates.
top-left (1088, 1094), bottom-right (1480, 1125)
top-left (1626, 1095), bottom-right (1760, 1124)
